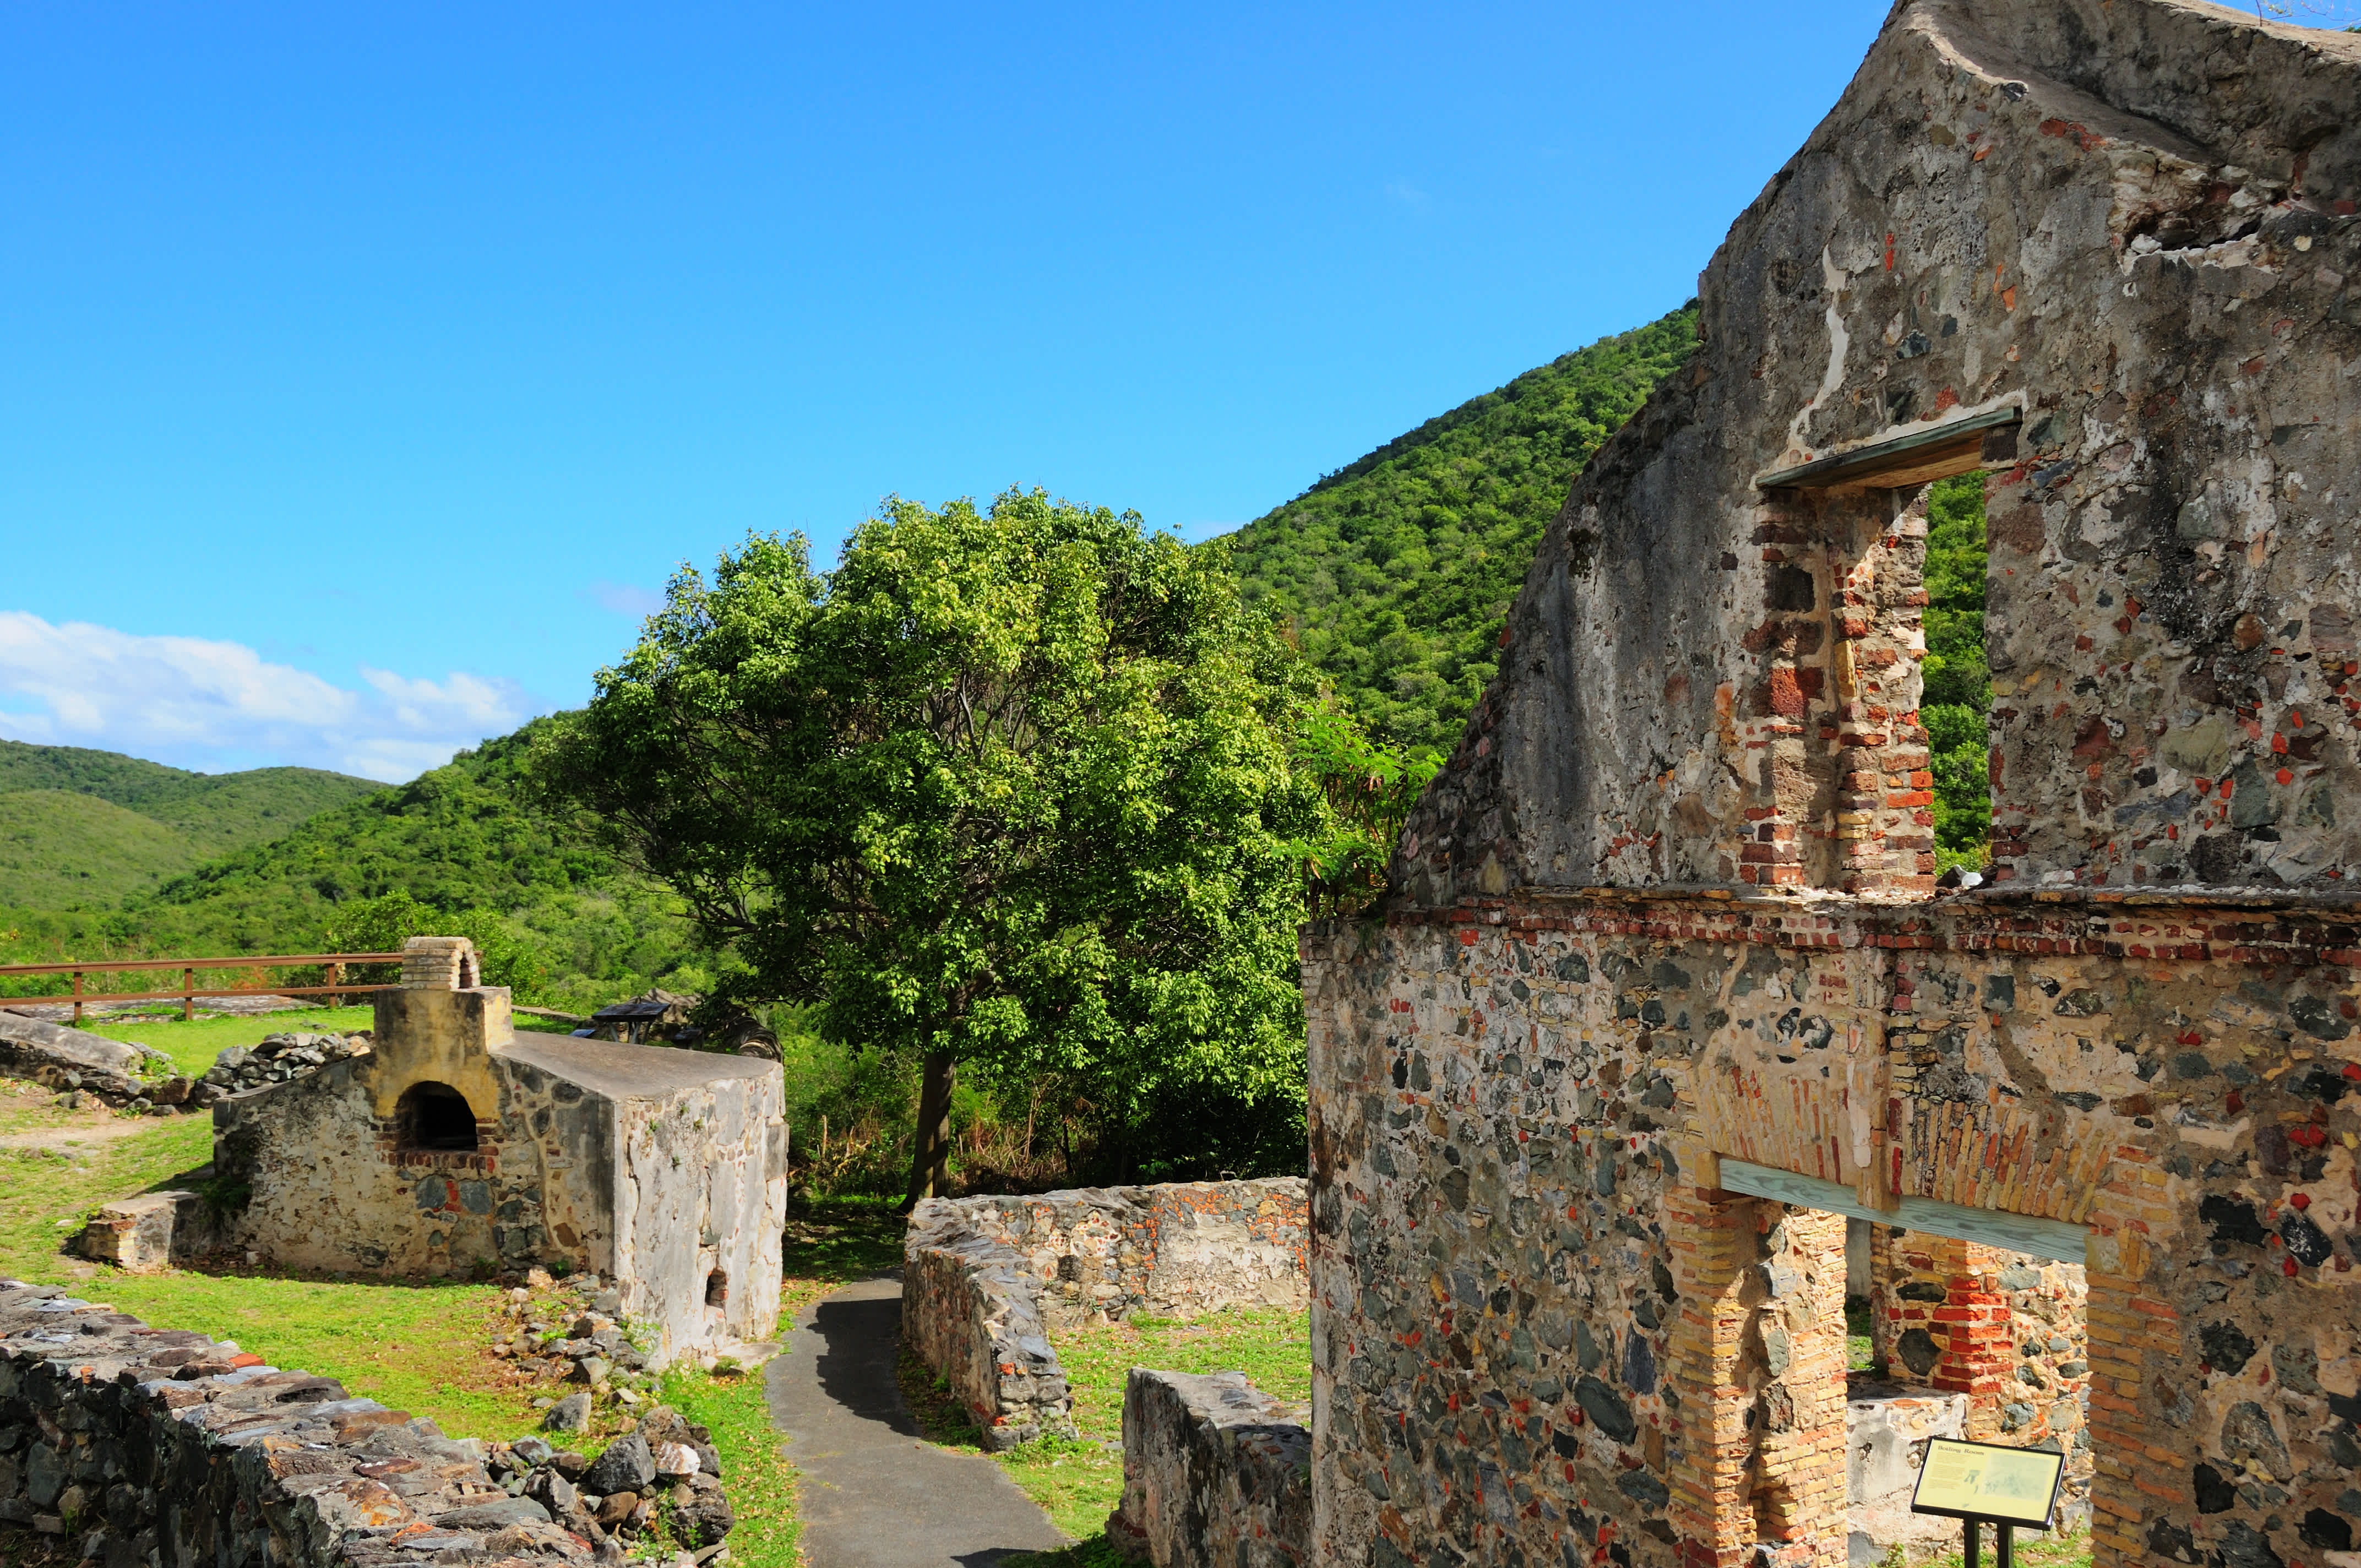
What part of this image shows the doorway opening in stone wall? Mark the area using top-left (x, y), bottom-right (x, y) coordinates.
top-left (1843, 1216), bottom-right (2092, 1566)
top-left (1685, 1174), bottom-right (2093, 1568)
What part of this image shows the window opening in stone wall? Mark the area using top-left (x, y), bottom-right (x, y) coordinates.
top-left (705, 1268), bottom-right (729, 1308)
top-left (1922, 471), bottom-right (1992, 882)
top-left (396, 1081), bottom-right (480, 1152)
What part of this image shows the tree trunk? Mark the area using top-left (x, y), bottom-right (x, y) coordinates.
top-left (903, 1050), bottom-right (957, 1210)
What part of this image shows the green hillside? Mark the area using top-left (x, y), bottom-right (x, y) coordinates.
top-left (0, 722), bottom-right (705, 1011)
top-left (0, 791), bottom-right (202, 907)
top-left (0, 742), bottom-right (379, 911)
top-left (1218, 303), bottom-right (1700, 752)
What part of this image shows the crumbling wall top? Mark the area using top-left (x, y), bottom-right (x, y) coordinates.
top-left (1390, 0), bottom-right (2361, 906)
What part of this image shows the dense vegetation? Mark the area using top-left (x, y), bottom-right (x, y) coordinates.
top-left (0, 741), bottom-right (377, 908)
top-left (1220, 304), bottom-right (1699, 752)
top-left (1921, 472), bottom-right (1991, 871)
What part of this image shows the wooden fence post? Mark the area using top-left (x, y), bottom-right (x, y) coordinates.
top-left (183, 967), bottom-right (194, 1022)
top-left (72, 968), bottom-right (83, 1024)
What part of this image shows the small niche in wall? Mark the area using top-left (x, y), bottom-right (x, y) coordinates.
top-left (705, 1269), bottom-right (729, 1308)
top-left (397, 1081), bottom-right (480, 1152)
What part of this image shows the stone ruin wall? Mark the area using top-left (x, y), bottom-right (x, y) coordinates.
top-left (904, 1179), bottom-right (1309, 1451)
top-left (1866, 1227), bottom-right (2092, 1473)
top-left (1299, 4), bottom-right (2361, 1568)
top-left (1107, 1368), bottom-right (1312, 1568)
top-left (216, 1030), bottom-right (617, 1283)
top-left (1304, 898), bottom-right (2361, 1568)
top-left (0, 1280), bottom-right (735, 1567)
top-left (1393, 0), bottom-right (2361, 910)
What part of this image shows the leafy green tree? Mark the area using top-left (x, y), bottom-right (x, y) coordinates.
top-left (1921, 472), bottom-right (1990, 870)
top-left (535, 489), bottom-right (1329, 1204)
top-left (1284, 705), bottom-right (1440, 917)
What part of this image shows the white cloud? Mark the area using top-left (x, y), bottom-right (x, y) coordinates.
top-left (0, 612), bottom-right (534, 783)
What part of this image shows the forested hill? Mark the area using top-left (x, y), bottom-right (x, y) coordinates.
top-left (0, 741), bottom-right (379, 910)
top-left (1217, 303), bottom-right (1699, 752)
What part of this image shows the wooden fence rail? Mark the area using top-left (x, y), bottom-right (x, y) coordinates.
top-left (0, 952), bottom-right (409, 1023)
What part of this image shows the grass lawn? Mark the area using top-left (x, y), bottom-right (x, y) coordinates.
top-left (3, 1008), bottom-right (802, 1568)
top-left (899, 1302), bottom-right (1311, 1564)
top-left (84, 1004), bottom-right (380, 1076)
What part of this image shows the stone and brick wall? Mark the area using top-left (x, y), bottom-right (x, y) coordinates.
top-left (1107, 1369), bottom-right (1310, 1568)
top-left (904, 1180), bottom-right (1308, 1452)
top-left (1304, 895), bottom-right (2361, 1568)
top-left (1867, 1226), bottom-right (2092, 1515)
top-left (0, 1280), bottom-right (634, 1566)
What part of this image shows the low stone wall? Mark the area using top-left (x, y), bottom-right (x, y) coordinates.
top-left (0, 1279), bottom-right (732, 1565)
top-left (1106, 1369), bottom-right (1309, 1568)
top-left (904, 1179), bottom-right (1307, 1451)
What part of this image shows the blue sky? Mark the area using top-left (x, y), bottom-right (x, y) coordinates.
top-left (5, 1), bottom-right (1909, 780)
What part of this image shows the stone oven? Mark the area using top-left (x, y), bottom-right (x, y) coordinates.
top-left (213, 937), bottom-right (787, 1366)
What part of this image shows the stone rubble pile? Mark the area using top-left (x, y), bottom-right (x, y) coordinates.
top-left (198, 1031), bottom-right (371, 1100)
top-left (0, 1279), bottom-right (737, 1568)
top-left (492, 1272), bottom-right (667, 1424)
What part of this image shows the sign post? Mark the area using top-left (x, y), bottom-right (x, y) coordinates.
top-left (1909, 1438), bottom-right (2065, 1568)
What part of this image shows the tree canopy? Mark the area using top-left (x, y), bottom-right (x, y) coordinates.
top-left (535, 488), bottom-right (1332, 1199)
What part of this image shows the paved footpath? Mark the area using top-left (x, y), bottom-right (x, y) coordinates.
top-left (766, 1273), bottom-right (1070, 1568)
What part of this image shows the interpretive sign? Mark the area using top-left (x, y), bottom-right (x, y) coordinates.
top-left (1910, 1438), bottom-right (2065, 1530)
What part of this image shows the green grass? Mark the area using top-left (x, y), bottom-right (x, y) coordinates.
top-left (779, 1197), bottom-right (907, 1319)
top-left (1847, 1293), bottom-right (1876, 1373)
top-left (83, 1005), bottom-right (379, 1076)
top-left (899, 1304), bottom-right (1310, 1554)
top-left (0, 1106), bottom-right (529, 1438)
top-left (661, 1363), bottom-right (801, 1568)
top-left (1913, 1527), bottom-right (2091, 1568)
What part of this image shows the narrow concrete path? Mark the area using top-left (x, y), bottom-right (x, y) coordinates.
top-left (767, 1272), bottom-right (1068, 1568)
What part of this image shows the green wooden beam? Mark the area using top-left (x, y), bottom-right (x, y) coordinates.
top-left (1717, 1157), bottom-right (2088, 1266)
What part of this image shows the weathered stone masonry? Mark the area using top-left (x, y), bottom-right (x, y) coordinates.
top-left (905, 1180), bottom-right (1308, 1451)
top-left (0, 1280), bottom-right (702, 1567)
top-left (216, 938), bottom-right (788, 1368)
top-left (1299, 4), bottom-right (2361, 1567)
